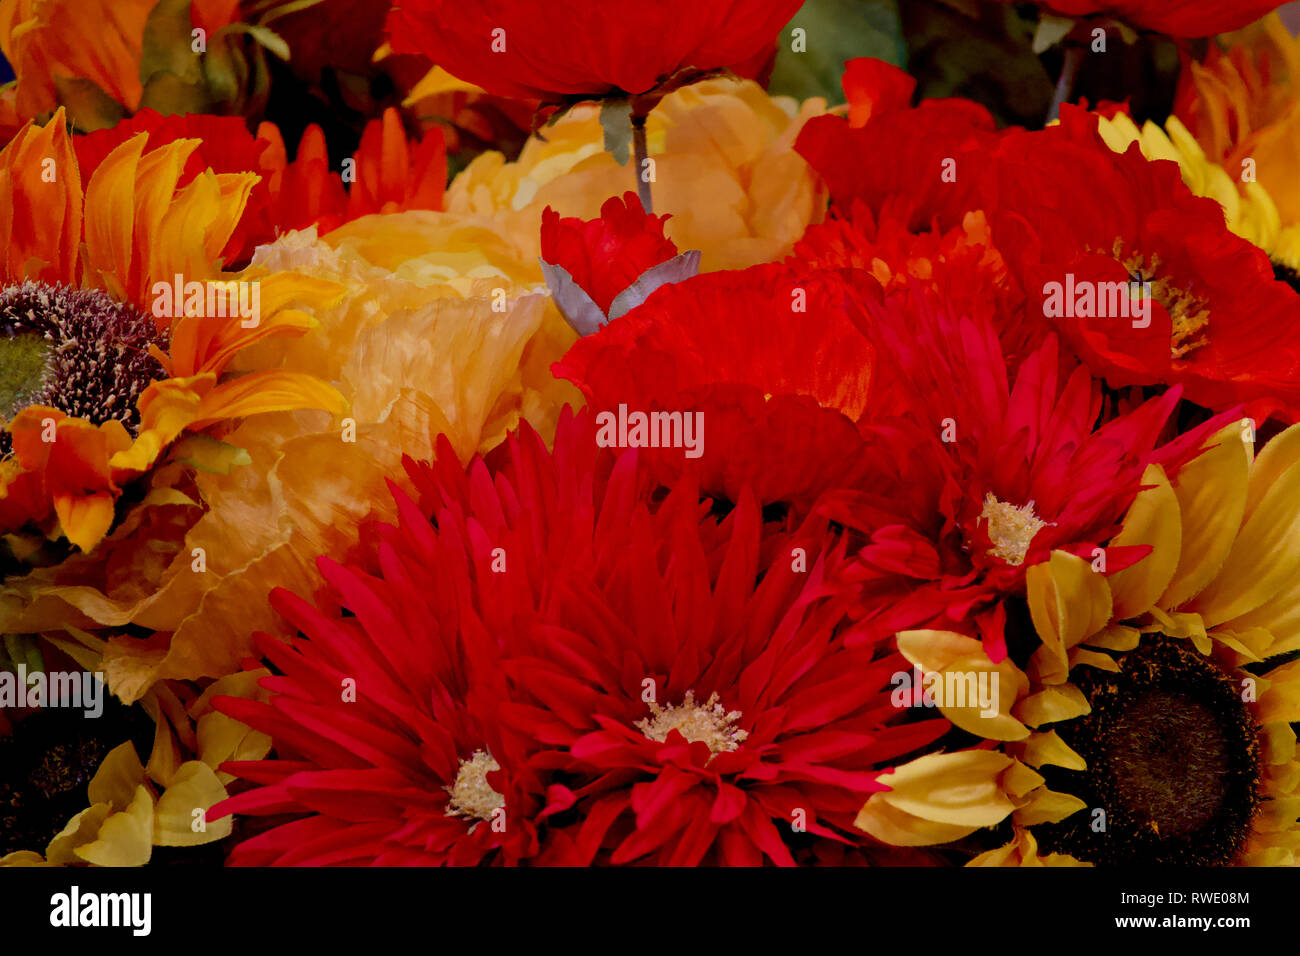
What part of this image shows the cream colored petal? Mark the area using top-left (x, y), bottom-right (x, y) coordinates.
top-left (1015, 730), bottom-right (1087, 771)
top-left (874, 751), bottom-right (1017, 827)
top-left (895, 630), bottom-right (1030, 741)
top-left (1013, 788), bottom-right (1089, 826)
top-left (74, 785), bottom-right (153, 867)
top-left (153, 761), bottom-right (232, 846)
top-left (1013, 683), bottom-right (1091, 727)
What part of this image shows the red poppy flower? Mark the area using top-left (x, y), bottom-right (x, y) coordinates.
top-left (553, 264), bottom-right (881, 511)
top-left (981, 107), bottom-right (1300, 420)
top-left (795, 58), bottom-right (998, 232)
top-left (385, 0), bottom-right (804, 102)
top-left (985, 0), bottom-right (1282, 37)
top-left (540, 192), bottom-right (697, 334)
top-left (823, 282), bottom-right (1240, 662)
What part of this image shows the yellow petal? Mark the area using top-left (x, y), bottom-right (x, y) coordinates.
top-left (87, 740), bottom-right (146, 811)
top-left (1014, 683), bottom-right (1091, 727)
top-left (1192, 445), bottom-right (1300, 627)
top-left (191, 371), bottom-right (347, 429)
top-left (1159, 422), bottom-right (1251, 610)
top-left (874, 750), bottom-right (1017, 827)
top-left (74, 785), bottom-right (153, 867)
top-left (854, 793), bottom-right (986, 847)
top-left (1013, 787), bottom-right (1089, 826)
top-left (1026, 550), bottom-right (1112, 685)
top-left (44, 803), bottom-right (113, 866)
top-left (153, 761), bottom-right (232, 846)
top-left (52, 492), bottom-right (116, 554)
top-left (1107, 464), bottom-right (1181, 620)
top-left (896, 630), bottom-right (1030, 741)
top-left (1016, 729), bottom-right (1088, 771)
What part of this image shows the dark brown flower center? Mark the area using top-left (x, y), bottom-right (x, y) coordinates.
top-left (1036, 635), bottom-right (1260, 866)
top-left (0, 281), bottom-right (167, 444)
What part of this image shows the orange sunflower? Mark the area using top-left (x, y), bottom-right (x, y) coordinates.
top-left (0, 108), bottom-right (344, 554)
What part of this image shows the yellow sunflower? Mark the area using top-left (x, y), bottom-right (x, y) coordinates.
top-left (859, 419), bottom-right (1300, 866)
top-left (0, 629), bottom-right (271, 867)
top-left (0, 109), bottom-right (344, 555)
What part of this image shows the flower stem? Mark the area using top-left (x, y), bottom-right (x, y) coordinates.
top-left (1047, 45), bottom-right (1083, 125)
top-left (631, 114), bottom-right (653, 215)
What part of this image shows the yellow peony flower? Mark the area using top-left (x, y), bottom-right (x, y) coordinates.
top-left (860, 419), bottom-right (1300, 866)
top-left (445, 76), bottom-right (829, 273)
top-left (2, 213), bottom-right (579, 704)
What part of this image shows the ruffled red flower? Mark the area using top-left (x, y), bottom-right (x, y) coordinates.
top-left (385, 0), bottom-right (804, 102)
top-left (795, 58), bottom-right (999, 232)
top-left (553, 264), bottom-right (881, 511)
top-left (824, 283), bottom-right (1240, 661)
top-left (540, 192), bottom-right (693, 332)
top-left (213, 411), bottom-right (947, 865)
top-left (981, 106), bottom-right (1300, 420)
top-left (985, 0), bottom-right (1282, 37)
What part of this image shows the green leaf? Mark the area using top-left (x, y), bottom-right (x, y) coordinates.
top-left (0, 333), bottom-right (48, 418)
top-left (1032, 14), bottom-right (1075, 54)
top-left (767, 0), bottom-right (906, 105)
top-left (138, 71), bottom-right (212, 116)
top-left (140, 0), bottom-right (203, 86)
top-left (51, 76), bottom-right (126, 131)
top-left (900, 0), bottom-right (1053, 127)
top-left (600, 99), bottom-right (632, 166)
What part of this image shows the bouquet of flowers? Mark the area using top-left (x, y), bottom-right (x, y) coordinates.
top-left (1, 0), bottom-right (1298, 871)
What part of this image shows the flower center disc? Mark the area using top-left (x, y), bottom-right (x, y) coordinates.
top-left (0, 281), bottom-right (165, 439)
top-left (1037, 636), bottom-right (1260, 865)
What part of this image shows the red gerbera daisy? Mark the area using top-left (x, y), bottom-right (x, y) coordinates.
top-left (385, 0), bottom-right (803, 103)
top-left (552, 263), bottom-right (881, 512)
top-left (824, 282), bottom-right (1241, 662)
top-left (212, 411), bottom-right (947, 865)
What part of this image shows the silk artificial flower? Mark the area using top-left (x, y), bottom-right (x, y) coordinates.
top-left (1172, 12), bottom-right (1300, 274)
top-left (821, 282), bottom-right (1238, 662)
top-left (385, 0), bottom-right (802, 104)
top-left (212, 412), bottom-right (950, 865)
top-left (2, 213), bottom-right (578, 705)
top-left (446, 77), bottom-right (828, 273)
top-left (866, 419), bottom-right (1300, 866)
top-left (554, 263), bottom-right (879, 512)
top-left (983, 106), bottom-right (1300, 420)
top-left (73, 106), bottom-right (448, 268)
top-left (539, 192), bottom-right (699, 335)
top-left (0, 110), bottom-right (344, 555)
